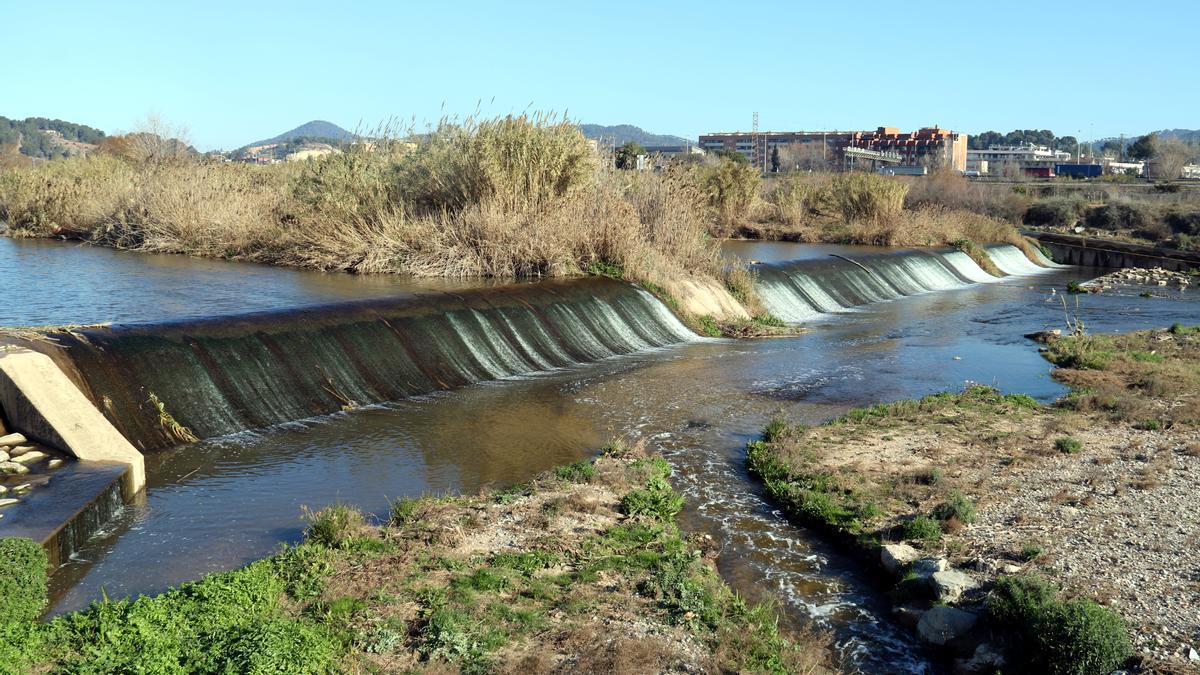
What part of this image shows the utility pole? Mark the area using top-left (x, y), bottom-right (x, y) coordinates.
top-left (752, 111), bottom-right (760, 171)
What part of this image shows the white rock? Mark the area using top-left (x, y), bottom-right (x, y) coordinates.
top-left (47, 458), bottom-right (64, 469)
top-left (0, 451), bottom-right (7, 463)
top-left (0, 461), bottom-right (29, 475)
top-left (1001, 564), bottom-right (1022, 574)
top-left (10, 451), bottom-right (46, 466)
top-left (12, 483), bottom-right (31, 494)
top-left (0, 498), bottom-right (18, 507)
top-left (0, 433), bottom-right (27, 447)
top-left (912, 557), bottom-right (949, 579)
top-left (7, 445), bottom-right (33, 457)
top-left (918, 606), bottom-right (978, 645)
top-left (0, 485), bottom-right (6, 494)
top-left (881, 543), bottom-right (921, 575)
top-left (931, 569), bottom-right (979, 603)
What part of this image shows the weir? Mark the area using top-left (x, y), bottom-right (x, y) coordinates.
top-left (752, 245), bottom-right (1043, 324)
top-left (32, 277), bottom-right (697, 451)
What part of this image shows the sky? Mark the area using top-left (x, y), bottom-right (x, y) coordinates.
top-left (5, 0), bottom-right (1197, 151)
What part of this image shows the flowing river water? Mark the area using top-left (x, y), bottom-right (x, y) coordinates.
top-left (4, 237), bottom-right (1200, 672)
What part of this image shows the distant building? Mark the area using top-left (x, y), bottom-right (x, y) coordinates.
top-left (966, 144), bottom-right (1070, 177)
top-left (1103, 160), bottom-right (1144, 176)
top-left (698, 126), bottom-right (967, 173)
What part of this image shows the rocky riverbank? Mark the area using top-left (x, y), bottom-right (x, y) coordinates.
top-left (1, 443), bottom-right (831, 673)
top-left (748, 324), bottom-right (1200, 673)
top-left (0, 432), bottom-right (71, 520)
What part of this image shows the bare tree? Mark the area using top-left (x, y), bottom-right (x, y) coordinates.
top-left (1151, 137), bottom-right (1196, 180)
top-left (100, 114), bottom-right (195, 164)
top-left (778, 142), bottom-right (829, 172)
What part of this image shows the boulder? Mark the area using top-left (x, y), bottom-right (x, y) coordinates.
top-left (918, 606), bottom-right (979, 646)
top-left (0, 450), bottom-right (7, 463)
top-left (892, 605), bottom-right (925, 630)
top-left (0, 433), bottom-right (27, 447)
top-left (911, 557), bottom-right (949, 580)
top-left (10, 451), bottom-right (46, 466)
top-left (8, 445), bottom-right (33, 457)
top-left (931, 569), bottom-right (978, 603)
top-left (1023, 329), bottom-right (1061, 343)
top-left (881, 543), bottom-right (921, 575)
top-left (0, 461), bottom-right (30, 475)
top-left (956, 643), bottom-right (1006, 674)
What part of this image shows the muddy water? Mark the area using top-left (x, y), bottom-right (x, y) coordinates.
top-left (9, 237), bottom-right (1200, 671)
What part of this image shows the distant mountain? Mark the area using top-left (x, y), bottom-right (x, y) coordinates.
top-left (1095, 129), bottom-right (1200, 146)
top-left (243, 120), bottom-right (356, 148)
top-left (0, 116), bottom-right (106, 159)
top-left (578, 124), bottom-right (691, 147)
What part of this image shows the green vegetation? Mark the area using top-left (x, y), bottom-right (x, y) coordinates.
top-left (1055, 436), bottom-right (1083, 454)
top-left (0, 450), bottom-right (829, 673)
top-left (901, 516), bottom-right (943, 542)
top-left (0, 115), bottom-right (106, 160)
top-left (988, 576), bottom-right (1132, 675)
top-left (931, 491), bottom-right (977, 525)
top-left (0, 538), bottom-right (47, 624)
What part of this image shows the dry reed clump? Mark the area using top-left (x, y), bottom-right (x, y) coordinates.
top-left (692, 156), bottom-right (761, 235)
top-left (0, 154), bottom-right (135, 235)
top-left (825, 172), bottom-right (908, 224)
top-left (762, 173), bottom-right (831, 230)
top-left (904, 168), bottom-right (1029, 221)
top-left (0, 115), bottom-right (723, 297)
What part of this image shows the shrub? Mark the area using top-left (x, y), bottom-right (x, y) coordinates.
top-left (553, 460), bottom-right (596, 483)
top-left (826, 172), bottom-right (908, 223)
top-left (1083, 203), bottom-right (1150, 232)
top-left (989, 575), bottom-right (1132, 675)
top-left (0, 538), bottom-right (48, 624)
top-left (901, 516), bottom-right (942, 542)
top-left (620, 476), bottom-right (685, 522)
top-left (1164, 210), bottom-right (1200, 236)
top-left (389, 496), bottom-right (425, 527)
top-left (1054, 437), bottom-right (1083, 454)
top-left (1023, 199), bottom-right (1084, 228)
top-left (212, 618), bottom-right (342, 673)
top-left (932, 491), bottom-right (976, 525)
top-left (302, 503), bottom-right (364, 549)
top-left (695, 156), bottom-right (761, 231)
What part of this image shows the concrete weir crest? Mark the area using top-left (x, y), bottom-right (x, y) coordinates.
top-left (0, 347), bottom-right (145, 498)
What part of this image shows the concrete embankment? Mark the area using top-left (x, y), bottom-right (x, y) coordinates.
top-left (1029, 231), bottom-right (1200, 272)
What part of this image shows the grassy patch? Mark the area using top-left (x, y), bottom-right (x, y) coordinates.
top-left (988, 575), bottom-right (1132, 675)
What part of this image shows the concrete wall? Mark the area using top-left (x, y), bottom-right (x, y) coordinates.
top-left (0, 347), bottom-right (145, 497)
top-left (1031, 233), bottom-right (1200, 273)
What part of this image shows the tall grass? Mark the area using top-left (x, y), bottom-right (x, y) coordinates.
top-left (0, 115), bottom-right (720, 296)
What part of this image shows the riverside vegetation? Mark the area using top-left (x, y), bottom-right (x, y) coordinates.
top-left (0, 443), bottom-right (832, 674)
top-left (0, 115), bottom-right (1062, 337)
top-left (747, 325), bottom-right (1200, 673)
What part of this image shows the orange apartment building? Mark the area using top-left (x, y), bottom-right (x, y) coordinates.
top-left (699, 126), bottom-right (968, 173)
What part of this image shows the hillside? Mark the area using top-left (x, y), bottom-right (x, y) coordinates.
top-left (0, 116), bottom-right (106, 159)
top-left (243, 120), bottom-right (355, 149)
top-left (578, 123), bottom-right (690, 147)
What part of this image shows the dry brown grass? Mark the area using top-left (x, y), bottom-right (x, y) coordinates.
top-left (0, 116), bottom-right (722, 298)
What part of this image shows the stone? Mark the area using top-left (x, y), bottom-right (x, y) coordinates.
top-left (0, 498), bottom-right (18, 507)
top-left (1023, 329), bottom-right (1062, 343)
top-left (0, 450), bottom-right (7, 463)
top-left (931, 569), bottom-right (979, 603)
top-left (956, 643), bottom-right (1006, 674)
top-left (0, 461), bottom-right (30, 475)
top-left (892, 605), bottom-right (924, 630)
top-left (0, 485), bottom-right (6, 494)
top-left (881, 543), bottom-right (921, 575)
top-left (12, 483), bottom-right (31, 494)
top-left (918, 606), bottom-right (979, 646)
top-left (911, 557), bottom-right (949, 579)
top-left (8, 445), bottom-right (33, 457)
top-left (10, 450), bottom-right (46, 466)
top-left (1001, 564), bottom-right (1022, 575)
top-left (47, 458), bottom-right (64, 469)
top-left (0, 433), bottom-right (27, 447)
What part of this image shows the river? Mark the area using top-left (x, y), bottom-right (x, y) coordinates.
top-left (4, 237), bottom-right (1199, 672)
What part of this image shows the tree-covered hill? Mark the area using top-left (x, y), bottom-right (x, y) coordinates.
top-left (0, 116), bottom-right (106, 159)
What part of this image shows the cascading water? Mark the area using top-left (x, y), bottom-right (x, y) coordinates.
top-left (753, 248), bottom-right (1001, 323)
top-left (41, 277), bottom-right (698, 450)
top-left (984, 243), bottom-right (1055, 275)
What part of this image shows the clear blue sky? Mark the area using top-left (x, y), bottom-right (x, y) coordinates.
top-left (6, 0), bottom-right (1196, 150)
